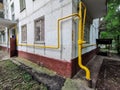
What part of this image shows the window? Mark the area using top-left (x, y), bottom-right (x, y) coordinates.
top-left (12, 14), bottom-right (15, 21)
top-left (3, 32), bottom-right (6, 42)
top-left (0, 31), bottom-right (6, 43)
top-left (84, 24), bottom-right (90, 43)
top-left (11, 3), bottom-right (15, 20)
top-left (11, 3), bottom-right (14, 13)
top-left (0, 33), bottom-right (2, 43)
top-left (19, 0), bottom-right (26, 11)
top-left (34, 16), bottom-right (45, 43)
top-left (6, 9), bottom-right (8, 18)
top-left (21, 25), bottom-right (27, 43)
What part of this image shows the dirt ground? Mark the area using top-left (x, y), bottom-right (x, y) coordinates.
top-left (96, 59), bottom-right (120, 90)
top-left (0, 60), bottom-right (47, 90)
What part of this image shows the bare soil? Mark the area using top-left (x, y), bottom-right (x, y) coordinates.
top-left (96, 60), bottom-right (120, 90)
top-left (0, 60), bottom-right (47, 90)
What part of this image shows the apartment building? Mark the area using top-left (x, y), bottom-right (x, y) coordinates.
top-left (0, 0), bottom-right (107, 78)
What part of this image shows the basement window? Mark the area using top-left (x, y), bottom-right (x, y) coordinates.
top-left (21, 25), bottom-right (27, 43)
top-left (34, 16), bottom-right (45, 44)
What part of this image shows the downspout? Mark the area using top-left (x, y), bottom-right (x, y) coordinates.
top-left (78, 2), bottom-right (91, 85)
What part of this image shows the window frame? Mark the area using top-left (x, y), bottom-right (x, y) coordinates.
top-left (11, 2), bottom-right (14, 14)
top-left (0, 34), bottom-right (2, 43)
top-left (34, 16), bottom-right (45, 44)
top-left (21, 24), bottom-right (27, 43)
top-left (0, 31), bottom-right (6, 43)
top-left (84, 23), bottom-right (90, 44)
top-left (19, 0), bottom-right (26, 12)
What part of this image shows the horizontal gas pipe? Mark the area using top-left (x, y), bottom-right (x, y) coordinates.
top-left (17, 13), bottom-right (79, 49)
top-left (16, 2), bottom-right (91, 83)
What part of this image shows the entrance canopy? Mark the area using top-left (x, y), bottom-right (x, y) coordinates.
top-left (0, 18), bottom-right (17, 31)
top-left (82, 0), bottom-right (107, 19)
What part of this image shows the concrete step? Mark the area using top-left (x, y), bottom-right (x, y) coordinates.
top-left (74, 55), bottom-right (104, 88)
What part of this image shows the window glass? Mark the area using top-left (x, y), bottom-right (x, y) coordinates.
top-left (34, 16), bottom-right (45, 43)
top-left (21, 25), bottom-right (27, 43)
top-left (19, 0), bottom-right (26, 11)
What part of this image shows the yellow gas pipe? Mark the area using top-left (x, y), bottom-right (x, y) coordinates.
top-left (17, 13), bottom-right (79, 49)
top-left (78, 2), bottom-right (91, 80)
top-left (15, 1), bottom-right (91, 81)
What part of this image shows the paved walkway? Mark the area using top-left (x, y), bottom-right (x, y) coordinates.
top-left (0, 50), bottom-right (93, 90)
top-left (74, 55), bottom-right (104, 89)
top-left (0, 51), bottom-right (9, 61)
top-left (0, 50), bottom-right (120, 90)
top-left (13, 57), bottom-right (94, 90)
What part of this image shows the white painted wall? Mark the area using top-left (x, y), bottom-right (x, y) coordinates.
top-left (82, 19), bottom-right (99, 54)
top-left (2, 0), bottom-right (100, 62)
top-left (3, 0), bottom-right (73, 61)
top-left (72, 0), bottom-right (99, 58)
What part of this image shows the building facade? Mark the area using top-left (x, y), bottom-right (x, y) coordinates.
top-left (0, 0), bottom-right (107, 77)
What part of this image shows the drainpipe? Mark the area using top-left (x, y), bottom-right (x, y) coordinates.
top-left (78, 2), bottom-right (92, 87)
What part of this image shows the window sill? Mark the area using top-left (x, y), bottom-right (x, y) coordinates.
top-left (82, 43), bottom-right (96, 48)
top-left (34, 41), bottom-right (45, 44)
top-left (83, 43), bottom-right (91, 46)
top-left (21, 41), bottom-right (27, 43)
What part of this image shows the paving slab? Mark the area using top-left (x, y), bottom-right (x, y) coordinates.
top-left (74, 55), bottom-right (104, 89)
top-left (0, 51), bottom-right (9, 61)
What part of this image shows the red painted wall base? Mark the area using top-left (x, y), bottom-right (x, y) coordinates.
top-left (18, 49), bottom-right (97, 78)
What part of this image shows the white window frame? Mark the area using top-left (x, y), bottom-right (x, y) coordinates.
top-left (19, 0), bottom-right (26, 12)
top-left (34, 16), bottom-right (45, 44)
top-left (84, 23), bottom-right (90, 44)
top-left (0, 31), bottom-right (6, 43)
top-left (21, 25), bottom-right (27, 43)
top-left (11, 3), bottom-right (14, 14)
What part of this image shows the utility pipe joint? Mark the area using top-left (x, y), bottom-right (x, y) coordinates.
top-left (78, 40), bottom-right (86, 45)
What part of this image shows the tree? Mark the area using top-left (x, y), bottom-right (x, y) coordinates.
top-left (101, 0), bottom-right (120, 52)
top-left (104, 0), bottom-right (120, 37)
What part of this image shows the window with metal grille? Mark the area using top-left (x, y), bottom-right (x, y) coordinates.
top-left (21, 25), bottom-right (27, 43)
top-left (34, 16), bottom-right (45, 43)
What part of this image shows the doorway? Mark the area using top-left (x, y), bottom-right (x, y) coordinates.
top-left (10, 28), bottom-right (17, 57)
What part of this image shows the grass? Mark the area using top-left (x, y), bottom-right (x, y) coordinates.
top-left (0, 60), bottom-right (47, 90)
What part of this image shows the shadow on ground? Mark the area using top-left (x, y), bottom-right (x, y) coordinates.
top-left (96, 59), bottom-right (120, 90)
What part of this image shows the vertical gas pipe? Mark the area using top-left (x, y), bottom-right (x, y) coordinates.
top-left (78, 2), bottom-right (92, 87)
